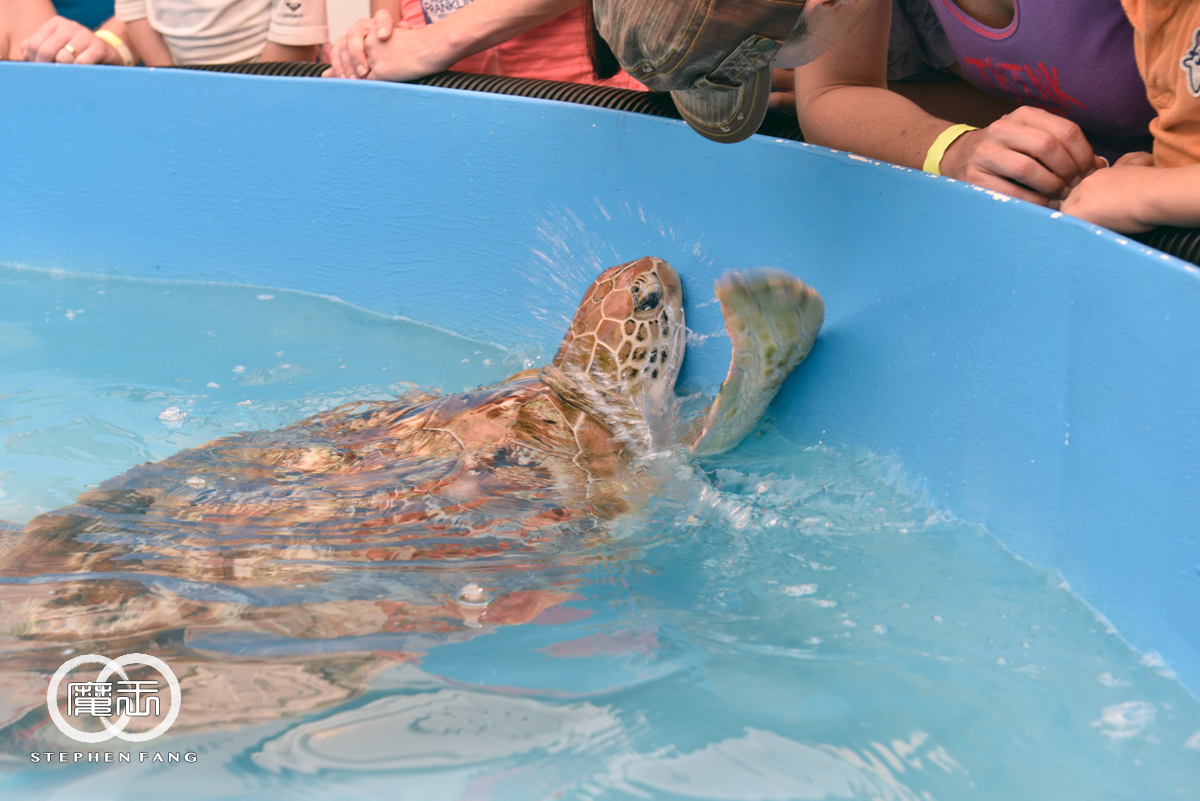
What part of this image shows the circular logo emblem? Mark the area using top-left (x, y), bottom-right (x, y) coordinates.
top-left (46, 653), bottom-right (181, 744)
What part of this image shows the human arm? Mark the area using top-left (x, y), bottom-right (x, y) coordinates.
top-left (261, 41), bottom-right (318, 62)
top-left (111, 0), bottom-right (173, 65)
top-left (1061, 153), bottom-right (1200, 233)
top-left (886, 71), bottom-right (1019, 129)
top-left (326, 0), bottom-right (579, 81)
top-left (260, 0), bottom-right (325, 63)
top-left (22, 15), bottom-right (138, 64)
top-left (122, 18), bottom-right (172, 65)
top-left (794, 0), bottom-right (1102, 205)
top-left (369, 0), bottom-right (401, 18)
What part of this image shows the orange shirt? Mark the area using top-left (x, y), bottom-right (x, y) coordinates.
top-left (1121, 0), bottom-right (1200, 166)
top-left (400, 0), bottom-right (644, 89)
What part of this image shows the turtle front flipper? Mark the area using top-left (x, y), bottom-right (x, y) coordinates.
top-left (688, 270), bottom-right (824, 456)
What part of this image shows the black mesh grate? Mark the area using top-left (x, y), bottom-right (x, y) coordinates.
top-left (174, 63), bottom-right (804, 140)
top-left (1132, 226), bottom-right (1200, 267)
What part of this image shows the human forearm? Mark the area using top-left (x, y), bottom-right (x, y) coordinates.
top-left (261, 41), bottom-right (317, 62)
top-left (1141, 165), bottom-right (1200, 228)
top-left (417, 0), bottom-right (579, 71)
top-left (123, 17), bottom-right (172, 65)
top-left (797, 82), bottom-right (956, 169)
top-left (370, 0), bottom-right (401, 17)
top-left (1062, 160), bottom-right (1200, 233)
top-left (331, 0), bottom-right (580, 81)
top-left (887, 77), bottom-right (1018, 130)
top-left (794, 0), bottom-right (953, 168)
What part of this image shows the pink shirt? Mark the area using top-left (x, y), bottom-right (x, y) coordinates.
top-left (402, 0), bottom-right (644, 89)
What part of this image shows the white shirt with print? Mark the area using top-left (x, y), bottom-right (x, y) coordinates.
top-left (115, 0), bottom-right (327, 64)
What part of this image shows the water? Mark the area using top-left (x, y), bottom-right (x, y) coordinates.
top-left (1, 266), bottom-right (1198, 800)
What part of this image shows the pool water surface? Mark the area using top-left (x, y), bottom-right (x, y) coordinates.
top-left (1, 266), bottom-right (1197, 800)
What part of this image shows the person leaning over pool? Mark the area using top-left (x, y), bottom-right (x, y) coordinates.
top-left (784, 0), bottom-right (1157, 208)
top-left (325, 0), bottom-right (643, 87)
top-left (1060, 0), bottom-right (1200, 233)
top-left (589, 0), bottom-right (874, 144)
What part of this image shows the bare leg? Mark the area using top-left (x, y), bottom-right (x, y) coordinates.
top-left (0, 0), bottom-right (55, 61)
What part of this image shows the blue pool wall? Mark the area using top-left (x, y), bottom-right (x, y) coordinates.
top-left (3, 65), bottom-right (1198, 696)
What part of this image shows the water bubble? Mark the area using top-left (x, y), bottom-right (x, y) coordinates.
top-left (232, 365), bottom-right (246, 374)
top-left (185, 477), bottom-right (206, 488)
top-left (207, 382), bottom-right (220, 388)
top-left (1097, 672), bottom-right (1130, 688)
top-left (456, 583), bottom-right (491, 607)
top-left (158, 406), bottom-right (187, 423)
top-left (1091, 701), bottom-right (1156, 741)
top-left (237, 400), bottom-right (253, 407)
top-left (257, 294), bottom-right (275, 300)
top-left (783, 584), bottom-right (817, 597)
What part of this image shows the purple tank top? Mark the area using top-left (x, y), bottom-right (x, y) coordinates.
top-left (930, 0), bottom-right (1155, 159)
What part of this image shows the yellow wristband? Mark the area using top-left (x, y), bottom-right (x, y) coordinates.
top-left (95, 29), bottom-right (135, 66)
top-left (922, 123), bottom-right (978, 176)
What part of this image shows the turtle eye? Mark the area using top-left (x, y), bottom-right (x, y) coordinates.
top-left (634, 288), bottom-right (661, 312)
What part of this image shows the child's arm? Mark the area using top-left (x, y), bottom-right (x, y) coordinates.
top-left (262, 0), bottom-right (326, 64)
top-left (113, 0), bottom-right (173, 66)
top-left (261, 42), bottom-right (318, 62)
top-left (122, 18), bottom-right (172, 65)
top-left (1062, 154), bottom-right (1200, 233)
top-left (327, 0), bottom-right (579, 81)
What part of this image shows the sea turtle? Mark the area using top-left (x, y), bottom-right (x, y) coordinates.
top-left (0, 257), bottom-right (822, 736)
top-left (4, 256), bottom-right (824, 584)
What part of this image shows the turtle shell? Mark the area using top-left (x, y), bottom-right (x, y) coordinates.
top-left (7, 376), bottom-right (641, 584)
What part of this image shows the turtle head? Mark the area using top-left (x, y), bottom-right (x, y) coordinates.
top-left (542, 257), bottom-right (685, 416)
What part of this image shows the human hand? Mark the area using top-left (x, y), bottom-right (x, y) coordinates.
top-left (326, 10), bottom-right (425, 80)
top-left (1060, 153), bottom-right (1160, 233)
top-left (1111, 151), bottom-right (1155, 168)
top-left (769, 68), bottom-right (796, 115)
top-left (939, 105), bottom-right (1105, 206)
top-left (22, 16), bottom-right (123, 65)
